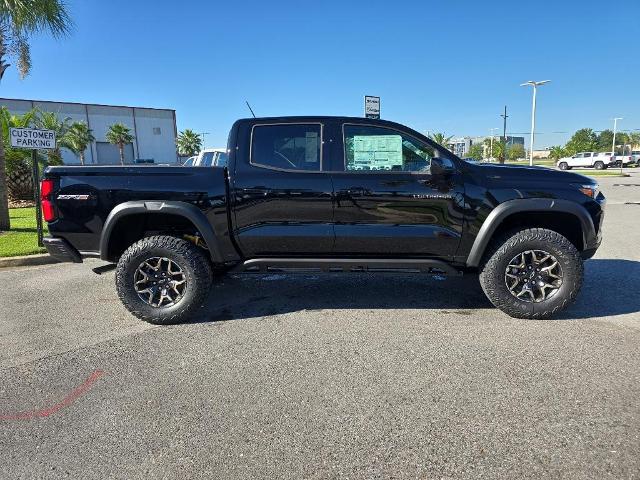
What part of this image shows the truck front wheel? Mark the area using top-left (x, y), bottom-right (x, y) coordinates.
top-left (479, 228), bottom-right (584, 319)
top-left (115, 235), bottom-right (212, 324)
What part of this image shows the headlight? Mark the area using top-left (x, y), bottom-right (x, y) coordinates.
top-left (572, 183), bottom-right (599, 199)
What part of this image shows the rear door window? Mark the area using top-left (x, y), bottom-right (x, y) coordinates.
top-left (251, 124), bottom-right (322, 171)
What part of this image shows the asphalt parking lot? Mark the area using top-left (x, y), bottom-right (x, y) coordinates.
top-left (1, 172), bottom-right (640, 479)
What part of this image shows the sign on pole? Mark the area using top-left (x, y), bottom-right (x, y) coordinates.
top-left (9, 128), bottom-right (56, 247)
top-left (10, 127), bottom-right (56, 149)
top-left (364, 95), bottom-right (380, 119)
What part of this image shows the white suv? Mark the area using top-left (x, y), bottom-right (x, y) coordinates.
top-left (557, 152), bottom-right (613, 170)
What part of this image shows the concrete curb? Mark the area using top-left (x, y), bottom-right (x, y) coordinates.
top-left (0, 254), bottom-right (60, 269)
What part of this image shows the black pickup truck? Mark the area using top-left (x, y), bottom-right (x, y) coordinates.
top-left (41, 116), bottom-right (605, 323)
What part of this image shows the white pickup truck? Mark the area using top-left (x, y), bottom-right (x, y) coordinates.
top-left (557, 152), bottom-right (613, 170)
top-left (194, 148), bottom-right (228, 167)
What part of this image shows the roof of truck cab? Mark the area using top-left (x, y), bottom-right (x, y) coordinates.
top-left (232, 116), bottom-right (434, 139)
top-left (234, 116), bottom-right (418, 129)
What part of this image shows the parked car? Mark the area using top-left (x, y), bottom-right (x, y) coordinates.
top-left (611, 154), bottom-right (634, 167)
top-left (632, 151), bottom-right (640, 165)
top-left (41, 116), bottom-right (605, 323)
top-left (193, 148), bottom-right (228, 167)
top-left (557, 152), bottom-right (613, 170)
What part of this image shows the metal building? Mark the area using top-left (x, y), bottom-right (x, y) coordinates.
top-left (0, 97), bottom-right (178, 165)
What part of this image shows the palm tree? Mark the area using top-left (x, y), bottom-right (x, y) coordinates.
top-left (628, 132), bottom-right (640, 150)
top-left (0, 0), bottom-right (72, 230)
top-left (35, 110), bottom-right (72, 165)
top-left (176, 129), bottom-right (202, 157)
top-left (548, 146), bottom-right (566, 161)
top-left (428, 132), bottom-right (453, 149)
top-left (483, 137), bottom-right (506, 162)
top-left (66, 122), bottom-right (95, 165)
top-left (106, 123), bottom-right (134, 165)
top-left (0, 107), bottom-right (37, 201)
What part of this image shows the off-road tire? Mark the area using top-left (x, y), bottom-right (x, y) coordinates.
top-left (115, 235), bottom-right (212, 324)
top-left (594, 161), bottom-right (604, 170)
top-left (479, 228), bottom-right (583, 319)
top-left (558, 162), bottom-right (569, 170)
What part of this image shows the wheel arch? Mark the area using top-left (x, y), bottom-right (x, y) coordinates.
top-left (100, 201), bottom-right (224, 264)
top-left (466, 199), bottom-right (596, 268)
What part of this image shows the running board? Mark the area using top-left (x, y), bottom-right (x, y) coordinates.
top-left (232, 258), bottom-right (462, 276)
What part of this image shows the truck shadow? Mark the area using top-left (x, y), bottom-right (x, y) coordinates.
top-left (195, 259), bottom-right (640, 323)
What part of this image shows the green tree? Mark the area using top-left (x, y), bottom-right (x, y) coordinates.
top-left (484, 138), bottom-right (506, 163)
top-left (66, 121), bottom-right (95, 165)
top-left (628, 132), bottom-right (640, 149)
top-left (35, 110), bottom-right (72, 165)
top-left (0, 0), bottom-right (72, 230)
top-left (548, 146), bottom-right (566, 161)
top-left (106, 123), bottom-right (134, 165)
top-left (565, 128), bottom-right (597, 155)
top-left (176, 129), bottom-right (202, 157)
top-left (508, 143), bottom-right (526, 161)
top-left (0, 107), bottom-right (39, 201)
top-left (596, 129), bottom-right (614, 153)
top-left (428, 132), bottom-right (453, 149)
top-left (467, 143), bottom-right (484, 160)
top-left (613, 132), bottom-right (629, 154)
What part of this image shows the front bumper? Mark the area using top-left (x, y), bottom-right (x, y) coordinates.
top-left (43, 237), bottom-right (82, 263)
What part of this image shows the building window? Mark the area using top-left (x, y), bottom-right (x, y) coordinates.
top-left (153, 127), bottom-right (161, 135)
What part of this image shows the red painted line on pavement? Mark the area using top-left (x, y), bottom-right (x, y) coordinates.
top-left (0, 369), bottom-right (105, 421)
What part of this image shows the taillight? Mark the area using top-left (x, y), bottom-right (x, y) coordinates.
top-left (40, 178), bottom-right (56, 222)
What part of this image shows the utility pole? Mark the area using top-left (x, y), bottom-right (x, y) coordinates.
top-left (500, 106), bottom-right (509, 164)
top-left (501, 106), bottom-right (508, 144)
top-left (200, 132), bottom-right (210, 150)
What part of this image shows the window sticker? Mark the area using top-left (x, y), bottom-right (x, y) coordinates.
top-left (353, 135), bottom-right (402, 170)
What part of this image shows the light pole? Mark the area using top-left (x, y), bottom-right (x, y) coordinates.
top-left (489, 127), bottom-right (500, 161)
top-left (612, 118), bottom-right (623, 173)
top-left (520, 80), bottom-right (550, 166)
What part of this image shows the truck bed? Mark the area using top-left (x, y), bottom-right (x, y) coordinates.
top-left (44, 165), bottom-right (230, 255)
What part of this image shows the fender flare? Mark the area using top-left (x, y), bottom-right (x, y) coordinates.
top-left (466, 198), bottom-right (596, 268)
top-left (99, 200), bottom-right (223, 263)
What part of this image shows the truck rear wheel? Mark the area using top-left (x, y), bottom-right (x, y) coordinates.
top-left (115, 235), bottom-right (212, 324)
top-left (479, 228), bottom-right (583, 319)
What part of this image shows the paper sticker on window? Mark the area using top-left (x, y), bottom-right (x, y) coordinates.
top-left (305, 131), bottom-right (318, 163)
top-left (353, 135), bottom-right (402, 170)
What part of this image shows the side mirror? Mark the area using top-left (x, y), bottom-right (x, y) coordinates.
top-left (430, 157), bottom-right (455, 176)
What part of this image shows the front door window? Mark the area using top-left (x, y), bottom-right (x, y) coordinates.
top-left (344, 125), bottom-right (442, 173)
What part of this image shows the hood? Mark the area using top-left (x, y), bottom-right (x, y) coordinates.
top-left (465, 162), bottom-right (596, 185)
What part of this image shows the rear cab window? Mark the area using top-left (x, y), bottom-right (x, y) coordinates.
top-left (250, 124), bottom-right (322, 171)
